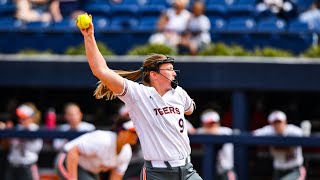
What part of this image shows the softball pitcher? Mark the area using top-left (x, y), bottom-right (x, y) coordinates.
top-left (78, 15), bottom-right (202, 180)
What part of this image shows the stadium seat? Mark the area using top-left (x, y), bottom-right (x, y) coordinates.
top-left (148, 0), bottom-right (170, 8)
top-left (275, 33), bottom-right (313, 54)
top-left (109, 0), bottom-right (140, 5)
top-left (0, 0), bottom-right (16, 15)
top-left (110, 2), bottom-right (139, 19)
top-left (233, 0), bottom-right (255, 5)
top-left (92, 16), bottom-right (110, 30)
top-left (0, 17), bottom-right (21, 31)
top-left (138, 6), bottom-right (165, 18)
top-left (257, 17), bottom-right (287, 33)
top-left (86, 0), bottom-right (104, 3)
top-left (108, 3), bottom-right (139, 30)
top-left (84, 3), bottom-right (110, 17)
top-left (288, 19), bottom-right (312, 33)
top-left (206, 0), bottom-right (234, 6)
top-left (50, 19), bottom-right (77, 31)
top-left (211, 15), bottom-right (256, 49)
top-left (206, 0), bottom-right (233, 16)
top-left (293, 0), bottom-right (313, 13)
top-left (109, 0), bottom-right (139, 14)
top-left (227, 0), bottom-right (256, 17)
top-left (109, 16), bottom-right (139, 30)
top-left (25, 21), bottom-right (51, 31)
top-left (137, 16), bottom-right (157, 31)
top-left (251, 32), bottom-right (313, 55)
top-left (209, 16), bottom-right (227, 32)
top-left (226, 17), bottom-right (256, 32)
top-left (137, 0), bottom-right (167, 19)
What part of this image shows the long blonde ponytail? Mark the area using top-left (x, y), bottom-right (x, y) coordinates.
top-left (93, 54), bottom-right (169, 100)
top-left (94, 70), bottom-right (142, 100)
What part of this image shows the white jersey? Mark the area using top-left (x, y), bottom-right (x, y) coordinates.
top-left (165, 8), bottom-right (191, 33)
top-left (117, 79), bottom-right (194, 161)
top-left (196, 126), bottom-right (234, 174)
top-left (253, 124), bottom-right (304, 170)
top-left (8, 123), bottom-right (43, 165)
top-left (63, 130), bottom-right (132, 174)
top-left (53, 122), bottom-right (95, 150)
top-left (187, 14), bottom-right (211, 45)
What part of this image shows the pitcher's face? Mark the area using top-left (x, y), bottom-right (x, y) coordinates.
top-left (158, 63), bottom-right (177, 82)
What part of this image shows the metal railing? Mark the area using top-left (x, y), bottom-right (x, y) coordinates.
top-left (1, 129), bottom-right (320, 180)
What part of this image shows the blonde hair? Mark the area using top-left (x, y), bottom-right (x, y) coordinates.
top-left (94, 54), bottom-right (168, 100)
top-left (23, 102), bottom-right (41, 124)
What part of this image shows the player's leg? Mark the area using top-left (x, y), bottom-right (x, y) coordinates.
top-left (77, 166), bottom-right (99, 180)
top-left (55, 152), bottom-right (98, 180)
top-left (4, 165), bottom-right (34, 180)
top-left (281, 166), bottom-right (306, 180)
top-left (16, 166), bottom-right (34, 180)
top-left (217, 170), bottom-right (237, 180)
top-left (183, 163), bottom-right (203, 180)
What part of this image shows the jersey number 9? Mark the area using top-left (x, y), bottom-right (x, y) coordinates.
top-left (178, 118), bottom-right (184, 133)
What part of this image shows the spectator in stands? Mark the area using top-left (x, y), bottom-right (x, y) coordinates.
top-left (253, 110), bottom-right (307, 180)
top-left (196, 109), bottom-right (237, 180)
top-left (53, 102), bottom-right (95, 151)
top-left (55, 119), bottom-right (138, 180)
top-left (178, 0), bottom-right (211, 55)
top-left (299, 0), bottom-right (320, 31)
top-left (14, 0), bottom-right (61, 22)
top-left (149, 0), bottom-right (191, 49)
top-left (4, 102), bottom-right (43, 180)
top-left (256, 0), bottom-right (297, 20)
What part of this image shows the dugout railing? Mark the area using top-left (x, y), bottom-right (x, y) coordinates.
top-left (1, 129), bottom-right (320, 180)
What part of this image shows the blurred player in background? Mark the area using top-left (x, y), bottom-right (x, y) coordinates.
top-left (196, 109), bottom-right (236, 180)
top-left (4, 102), bottom-right (43, 180)
top-left (78, 16), bottom-right (202, 179)
top-left (114, 104), bottom-right (144, 180)
top-left (53, 102), bottom-right (95, 151)
top-left (185, 118), bottom-right (197, 134)
top-left (55, 119), bottom-right (137, 180)
top-left (253, 110), bottom-right (306, 180)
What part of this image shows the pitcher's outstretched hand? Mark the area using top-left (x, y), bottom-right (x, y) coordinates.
top-left (79, 14), bottom-right (94, 38)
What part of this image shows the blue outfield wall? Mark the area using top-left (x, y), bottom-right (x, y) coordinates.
top-left (1, 55), bottom-right (320, 91)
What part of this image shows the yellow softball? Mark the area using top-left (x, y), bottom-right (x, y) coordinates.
top-left (76, 14), bottom-right (91, 29)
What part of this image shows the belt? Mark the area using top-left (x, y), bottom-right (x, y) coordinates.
top-left (10, 162), bottom-right (35, 168)
top-left (146, 156), bottom-right (191, 168)
top-left (275, 166), bottom-right (300, 172)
